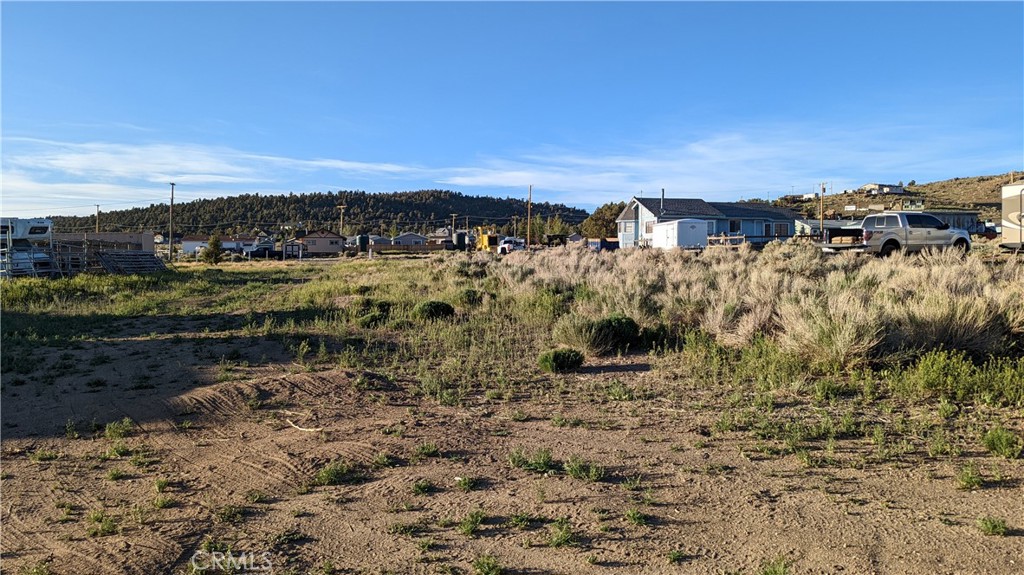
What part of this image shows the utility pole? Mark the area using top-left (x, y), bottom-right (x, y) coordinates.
top-left (168, 183), bottom-right (175, 262)
top-left (338, 204), bottom-right (346, 237)
top-left (450, 213), bottom-right (457, 241)
top-left (526, 185), bottom-right (532, 247)
top-left (819, 182), bottom-right (826, 239)
top-left (512, 215), bottom-right (518, 238)
top-left (95, 205), bottom-right (100, 233)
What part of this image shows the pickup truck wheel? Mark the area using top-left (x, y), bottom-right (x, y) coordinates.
top-left (880, 242), bottom-right (900, 258)
top-left (953, 238), bottom-right (970, 254)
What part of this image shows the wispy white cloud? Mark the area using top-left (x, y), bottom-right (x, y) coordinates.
top-left (3, 121), bottom-right (1017, 217)
top-left (1, 138), bottom-right (433, 215)
top-left (440, 123), bottom-right (1019, 208)
top-left (5, 138), bottom-right (271, 185)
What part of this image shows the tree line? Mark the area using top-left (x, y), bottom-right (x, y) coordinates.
top-left (49, 189), bottom-right (593, 237)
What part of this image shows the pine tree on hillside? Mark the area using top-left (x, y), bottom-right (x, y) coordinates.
top-left (201, 235), bottom-right (224, 265)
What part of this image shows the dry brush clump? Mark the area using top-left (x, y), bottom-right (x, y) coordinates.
top-left (862, 251), bottom-right (1014, 358)
top-left (490, 242), bottom-right (1023, 370)
top-left (776, 288), bottom-right (883, 372)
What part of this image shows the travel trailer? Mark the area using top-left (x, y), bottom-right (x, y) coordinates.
top-left (0, 217), bottom-right (55, 278)
top-left (1001, 183), bottom-right (1023, 251)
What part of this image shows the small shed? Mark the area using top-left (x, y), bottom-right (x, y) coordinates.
top-left (651, 219), bottom-right (707, 249)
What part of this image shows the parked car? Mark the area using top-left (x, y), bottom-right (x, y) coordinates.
top-left (497, 237), bottom-right (525, 255)
top-left (820, 211), bottom-right (971, 256)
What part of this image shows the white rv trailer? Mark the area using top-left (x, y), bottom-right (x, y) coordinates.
top-left (1002, 183), bottom-right (1024, 250)
top-left (651, 218), bottom-right (708, 250)
top-left (0, 217), bottom-right (55, 278)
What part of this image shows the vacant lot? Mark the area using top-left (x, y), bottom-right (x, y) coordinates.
top-left (2, 245), bottom-right (1022, 575)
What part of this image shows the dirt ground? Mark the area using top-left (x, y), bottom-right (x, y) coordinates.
top-left (1, 313), bottom-right (1022, 575)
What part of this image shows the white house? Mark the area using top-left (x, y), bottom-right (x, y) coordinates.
top-left (860, 183), bottom-right (905, 195)
top-left (616, 196), bottom-right (800, 248)
top-left (392, 232), bottom-right (428, 246)
top-left (181, 235), bottom-right (209, 254)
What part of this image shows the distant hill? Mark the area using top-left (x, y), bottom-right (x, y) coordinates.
top-left (903, 174), bottom-right (1009, 215)
top-left (775, 172), bottom-right (1017, 221)
top-left (49, 189), bottom-right (590, 237)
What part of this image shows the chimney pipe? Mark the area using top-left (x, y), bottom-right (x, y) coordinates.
top-left (660, 188), bottom-right (665, 217)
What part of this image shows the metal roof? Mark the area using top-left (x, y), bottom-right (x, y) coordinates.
top-left (708, 202), bottom-right (801, 221)
top-left (636, 197), bottom-right (725, 218)
top-left (618, 197), bottom-right (799, 221)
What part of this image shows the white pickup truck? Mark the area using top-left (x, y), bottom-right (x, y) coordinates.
top-left (497, 237), bottom-right (526, 255)
top-left (821, 212), bottom-right (971, 256)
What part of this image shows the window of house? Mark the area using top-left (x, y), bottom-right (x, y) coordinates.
top-left (623, 222), bottom-right (634, 234)
top-left (729, 220), bottom-right (741, 233)
top-left (764, 223), bottom-right (772, 236)
top-left (645, 221), bottom-right (654, 234)
top-left (307, 239), bottom-right (317, 246)
top-left (707, 221), bottom-right (716, 235)
top-left (329, 240), bottom-right (339, 245)
top-left (774, 223), bottom-right (789, 236)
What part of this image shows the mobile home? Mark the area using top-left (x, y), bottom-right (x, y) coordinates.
top-left (1002, 183), bottom-right (1024, 250)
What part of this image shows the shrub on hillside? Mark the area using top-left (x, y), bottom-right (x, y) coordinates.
top-left (640, 322), bottom-right (684, 351)
top-left (552, 313), bottom-right (641, 356)
top-left (350, 298), bottom-right (392, 327)
top-left (455, 288), bottom-right (483, 307)
top-left (537, 348), bottom-right (584, 373)
top-left (593, 314), bottom-right (641, 353)
top-left (413, 300), bottom-right (455, 321)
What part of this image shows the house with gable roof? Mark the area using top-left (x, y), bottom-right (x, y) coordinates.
top-left (295, 229), bottom-right (345, 255)
top-left (616, 196), bottom-right (800, 248)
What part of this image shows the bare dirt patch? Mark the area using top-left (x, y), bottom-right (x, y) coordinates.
top-left (2, 317), bottom-right (1021, 575)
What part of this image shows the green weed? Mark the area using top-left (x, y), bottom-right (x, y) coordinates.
top-left (508, 447), bottom-right (555, 473)
top-left (956, 462), bottom-right (983, 490)
top-left (412, 479), bottom-right (435, 496)
top-left (472, 554), bottom-right (503, 575)
top-left (455, 476), bottom-right (477, 492)
top-left (563, 455), bottom-right (605, 481)
top-left (982, 426), bottom-right (1021, 459)
top-left (624, 507), bottom-right (648, 526)
top-left (415, 443), bottom-right (441, 458)
top-left (457, 509), bottom-right (486, 537)
top-left (548, 517), bottom-right (576, 547)
top-left (28, 449), bottom-right (59, 463)
top-left (976, 516), bottom-right (1008, 536)
top-left (759, 556), bottom-right (791, 575)
top-left (104, 417), bottom-right (134, 440)
top-left (85, 510), bottom-right (118, 537)
top-left (312, 460), bottom-right (363, 486)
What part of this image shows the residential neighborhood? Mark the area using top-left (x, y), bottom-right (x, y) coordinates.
top-left (3, 177), bottom-right (1017, 279)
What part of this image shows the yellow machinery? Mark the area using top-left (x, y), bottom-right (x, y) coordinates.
top-left (475, 226), bottom-right (501, 252)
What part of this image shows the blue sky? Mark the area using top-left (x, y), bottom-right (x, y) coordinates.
top-left (2, 1), bottom-right (1022, 218)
